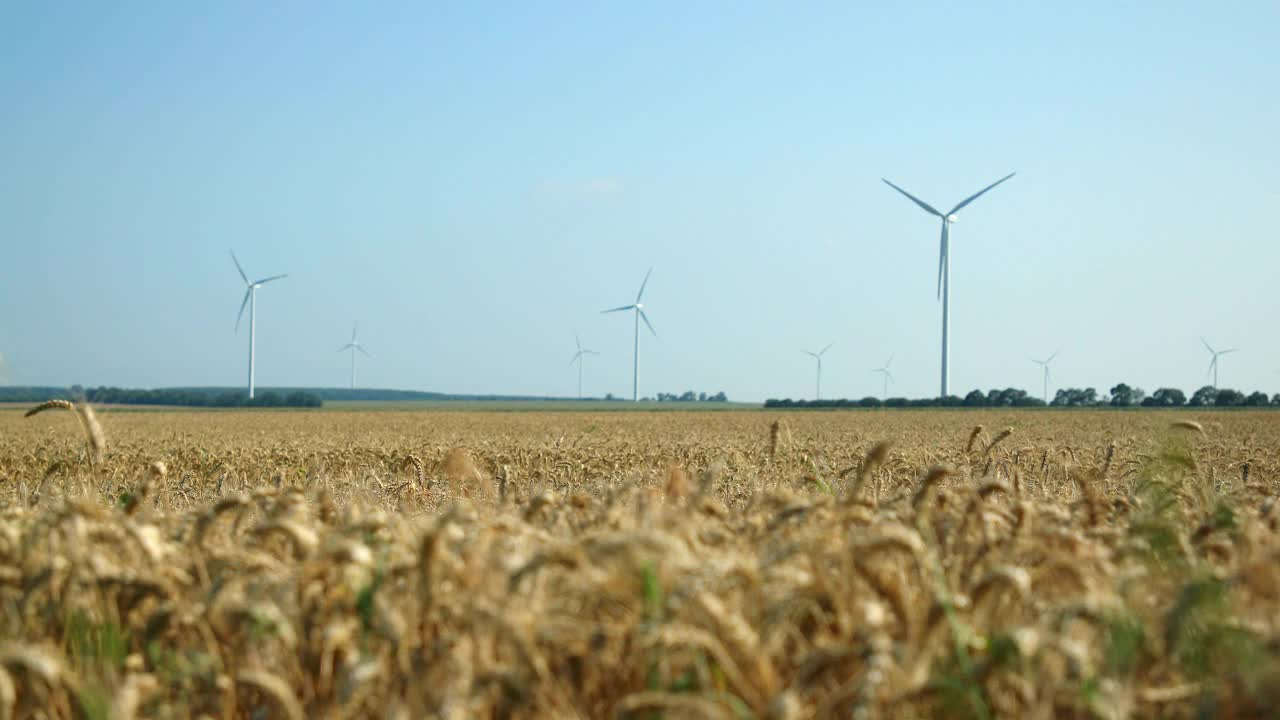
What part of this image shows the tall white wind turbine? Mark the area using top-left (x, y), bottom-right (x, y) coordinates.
top-left (1201, 337), bottom-right (1237, 389)
top-left (1031, 350), bottom-right (1059, 404)
top-left (232, 252), bottom-right (287, 400)
top-left (802, 343), bottom-right (833, 400)
top-left (338, 324), bottom-right (371, 390)
top-left (602, 268), bottom-right (656, 402)
top-left (882, 172), bottom-right (1016, 398)
top-left (568, 333), bottom-right (599, 399)
top-left (872, 355), bottom-right (894, 400)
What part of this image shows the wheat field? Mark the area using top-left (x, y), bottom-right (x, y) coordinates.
top-left (1, 406), bottom-right (1279, 719)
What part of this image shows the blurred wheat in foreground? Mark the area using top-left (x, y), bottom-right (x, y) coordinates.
top-left (2, 406), bottom-right (1280, 718)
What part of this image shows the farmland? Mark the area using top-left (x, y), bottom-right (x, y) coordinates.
top-left (2, 407), bottom-right (1279, 718)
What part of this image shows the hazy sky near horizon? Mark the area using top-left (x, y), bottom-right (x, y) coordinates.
top-left (2, 2), bottom-right (1278, 402)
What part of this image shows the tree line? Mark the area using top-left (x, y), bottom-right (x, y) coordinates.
top-left (766, 384), bottom-right (1280, 409)
top-left (0, 386), bottom-right (322, 408)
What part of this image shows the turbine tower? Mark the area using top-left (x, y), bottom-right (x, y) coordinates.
top-left (882, 172), bottom-right (1016, 398)
top-left (802, 343), bottom-right (833, 400)
top-left (602, 268), bottom-right (656, 402)
top-left (1201, 337), bottom-right (1237, 389)
top-left (338, 324), bottom-right (371, 390)
top-left (872, 355), bottom-right (894, 400)
top-left (1031, 350), bottom-right (1059, 404)
top-left (232, 252), bottom-right (287, 400)
top-left (568, 333), bottom-right (599, 399)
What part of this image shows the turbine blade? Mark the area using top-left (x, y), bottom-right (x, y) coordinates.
top-left (575, 332), bottom-right (582, 351)
top-left (886, 370), bottom-right (894, 382)
top-left (639, 309), bottom-right (656, 336)
top-left (1201, 336), bottom-right (1214, 354)
top-left (585, 349), bottom-right (600, 355)
top-left (231, 251), bottom-right (248, 284)
top-left (937, 222), bottom-right (948, 299)
top-left (235, 289), bottom-right (251, 332)
top-left (1047, 349), bottom-right (1059, 364)
top-left (881, 178), bottom-right (944, 217)
top-left (569, 351), bottom-right (582, 367)
top-left (803, 351), bottom-right (818, 358)
top-left (886, 354), bottom-right (894, 368)
top-left (358, 346), bottom-right (371, 358)
top-left (947, 172), bottom-right (1016, 215)
top-left (1220, 348), bottom-right (1238, 355)
top-left (255, 273), bottom-right (288, 285)
top-left (820, 342), bottom-right (834, 356)
top-left (601, 304), bottom-right (635, 314)
top-left (635, 267), bottom-right (653, 303)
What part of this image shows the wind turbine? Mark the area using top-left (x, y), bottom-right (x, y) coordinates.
top-left (232, 252), bottom-right (287, 400)
top-left (802, 343), bottom-right (833, 400)
top-left (602, 267), bottom-right (656, 402)
top-left (568, 333), bottom-right (599, 399)
top-left (882, 172), bottom-right (1016, 398)
top-left (338, 324), bottom-right (371, 390)
top-left (1201, 337), bottom-right (1237, 389)
top-left (1031, 350), bottom-right (1059, 404)
top-left (872, 355), bottom-right (894, 400)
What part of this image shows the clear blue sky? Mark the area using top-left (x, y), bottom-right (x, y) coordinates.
top-left (2, 2), bottom-right (1277, 401)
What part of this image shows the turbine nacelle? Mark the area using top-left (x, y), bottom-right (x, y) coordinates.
top-left (946, 214), bottom-right (959, 223)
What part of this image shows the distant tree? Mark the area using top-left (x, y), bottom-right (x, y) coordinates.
top-left (1146, 388), bottom-right (1186, 407)
top-left (1189, 386), bottom-right (1217, 406)
top-left (1053, 387), bottom-right (1099, 407)
top-left (285, 391), bottom-right (322, 408)
top-left (605, 393), bottom-right (616, 401)
top-left (1110, 383), bottom-right (1138, 407)
top-left (1245, 391), bottom-right (1270, 407)
top-left (711, 391), bottom-right (727, 402)
top-left (858, 397), bottom-right (882, 408)
top-left (1215, 389), bottom-right (1245, 407)
top-left (698, 391), bottom-right (707, 402)
top-left (215, 391), bottom-right (244, 407)
top-left (963, 390), bottom-right (986, 407)
top-left (254, 392), bottom-right (283, 407)
top-left (679, 390), bottom-right (696, 402)
top-left (988, 388), bottom-right (1032, 407)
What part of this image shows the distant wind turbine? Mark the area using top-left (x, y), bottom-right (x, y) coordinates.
top-left (882, 172), bottom-right (1016, 398)
top-left (802, 343), bottom-right (833, 400)
top-left (602, 268), bottom-right (656, 402)
top-left (232, 252), bottom-right (287, 399)
top-left (1031, 350), bottom-right (1059, 404)
top-left (568, 333), bottom-right (599, 399)
top-left (872, 355), bottom-right (894, 400)
top-left (338, 324), bottom-right (371, 390)
top-left (1201, 337), bottom-right (1237, 389)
